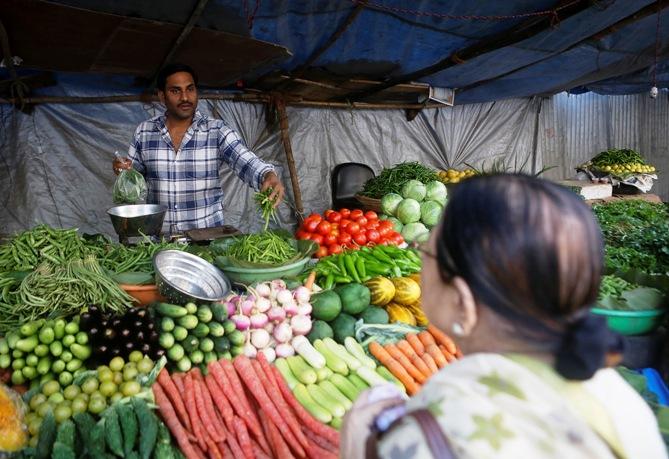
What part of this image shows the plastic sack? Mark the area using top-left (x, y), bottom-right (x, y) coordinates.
top-left (0, 383), bottom-right (27, 453)
top-left (113, 168), bottom-right (147, 204)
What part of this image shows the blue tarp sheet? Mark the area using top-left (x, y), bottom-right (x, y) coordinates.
top-left (6, 0), bottom-right (669, 103)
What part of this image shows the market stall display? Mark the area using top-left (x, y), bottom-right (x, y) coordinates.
top-left (578, 148), bottom-right (658, 193)
top-left (437, 168), bottom-right (477, 184)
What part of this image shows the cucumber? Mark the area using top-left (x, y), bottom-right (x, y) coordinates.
top-left (38, 326), bottom-right (55, 345)
top-left (347, 373), bottom-right (369, 391)
top-left (213, 337), bottom-right (230, 353)
top-left (208, 322), bottom-right (225, 337)
top-left (313, 340), bottom-right (348, 375)
top-left (185, 302), bottom-right (197, 314)
top-left (159, 333), bottom-right (175, 349)
top-left (166, 344), bottom-right (184, 361)
top-left (315, 366), bottom-right (333, 382)
top-left (175, 357), bottom-right (191, 372)
top-left (199, 338), bottom-right (214, 353)
top-left (156, 303), bottom-right (188, 318)
top-left (292, 336), bottom-right (325, 369)
top-left (12, 349), bottom-right (23, 359)
top-left (66, 358), bottom-right (82, 372)
top-left (49, 341), bottom-right (63, 357)
top-left (20, 320), bottom-right (44, 337)
top-left (6, 331), bottom-right (20, 349)
top-left (196, 306), bottom-right (213, 323)
top-left (189, 351), bottom-right (204, 365)
top-left (377, 366), bottom-right (405, 391)
top-left (275, 358), bottom-right (300, 390)
top-left (69, 343), bottom-right (91, 361)
top-left (230, 345), bottom-right (244, 358)
top-left (227, 330), bottom-right (244, 347)
top-left (204, 352), bottom-right (218, 365)
top-left (286, 356), bottom-right (317, 385)
top-left (26, 354), bottom-right (38, 367)
top-left (181, 336), bottom-right (199, 354)
top-left (355, 366), bottom-right (388, 387)
top-left (177, 315), bottom-right (198, 330)
top-left (306, 384), bottom-right (345, 418)
top-left (191, 323), bottom-right (209, 338)
top-left (222, 320), bottom-right (236, 335)
top-left (293, 384), bottom-right (332, 424)
top-left (172, 326), bottom-right (188, 342)
top-left (319, 380), bottom-right (352, 409)
top-left (344, 336), bottom-right (376, 368)
top-left (53, 320), bottom-right (66, 340)
top-left (64, 322), bottom-right (79, 335)
top-left (161, 318), bottom-right (175, 332)
top-left (62, 335), bottom-right (75, 348)
top-left (323, 338), bottom-right (360, 371)
top-left (330, 417), bottom-right (342, 430)
top-left (330, 373), bottom-right (362, 401)
top-left (16, 335), bottom-right (39, 353)
top-left (0, 338), bottom-right (8, 354)
top-left (211, 303), bottom-right (228, 322)
top-left (0, 355), bottom-right (10, 369)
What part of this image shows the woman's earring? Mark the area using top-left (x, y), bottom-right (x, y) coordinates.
top-left (452, 322), bottom-right (465, 336)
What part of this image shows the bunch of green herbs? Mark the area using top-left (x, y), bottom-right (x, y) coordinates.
top-left (361, 162), bottom-right (439, 198)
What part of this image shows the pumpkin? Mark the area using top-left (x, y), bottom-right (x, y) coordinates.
top-left (391, 277), bottom-right (421, 305)
top-left (365, 277), bottom-right (396, 306)
top-left (405, 301), bottom-right (428, 326)
top-left (386, 302), bottom-right (416, 325)
top-left (0, 384), bottom-right (27, 453)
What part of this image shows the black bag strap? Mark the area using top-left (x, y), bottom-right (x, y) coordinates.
top-left (366, 408), bottom-right (457, 459)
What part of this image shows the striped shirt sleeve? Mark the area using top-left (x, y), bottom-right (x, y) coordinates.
top-left (218, 124), bottom-right (274, 191)
top-left (127, 125), bottom-right (146, 175)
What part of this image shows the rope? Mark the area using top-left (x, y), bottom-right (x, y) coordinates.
top-left (349, 0), bottom-right (582, 21)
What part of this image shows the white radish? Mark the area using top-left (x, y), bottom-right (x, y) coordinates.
top-left (293, 286), bottom-right (311, 304)
top-left (243, 342), bottom-right (258, 358)
top-left (255, 282), bottom-right (271, 298)
top-left (255, 297), bottom-right (271, 313)
top-left (273, 322), bottom-right (293, 343)
top-left (250, 313), bottom-right (268, 329)
top-left (296, 303), bottom-right (312, 316)
top-left (276, 289), bottom-right (293, 306)
top-left (231, 314), bottom-right (250, 331)
top-left (290, 315), bottom-right (312, 335)
top-left (275, 343), bottom-right (295, 358)
top-left (283, 301), bottom-right (298, 317)
top-left (259, 347), bottom-right (276, 363)
top-left (251, 329), bottom-right (271, 349)
top-left (267, 306), bottom-right (286, 323)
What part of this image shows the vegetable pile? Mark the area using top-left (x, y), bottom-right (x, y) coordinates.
top-left (221, 232), bottom-right (299, 265)
top-left (581, 148), bottom-right (657, 177)
top-left (295, 209), bottom-right (404, 258)
top-left (438, 168), bottom-right (477, 184)
top-left (0, 318), bottom-right (90, 388)
top-left (597, 275), bottom-right (664, 311)
top-left (380, 179), bottom-right (447, 243)
top-left (112, 168), bottom-right (147, 204)
top-left (367, 275), bottom-right (426, 326)
top-left (153, 355), bottom-right (339, 459)
top-left (360, 162), bottom-right (440, 199)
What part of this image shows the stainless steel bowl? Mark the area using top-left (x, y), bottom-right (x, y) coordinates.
top-left (154, 250), bottom-right (230, 303)
top-left (107, 204), bottom-right (167, 239)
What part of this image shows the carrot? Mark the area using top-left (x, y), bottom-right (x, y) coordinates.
top-left (421, 352), bottom-right (439, 374)
top-left (206, 437), bottom-right (223, 459)
top-left (418, 330), bottom-right (437, 348)
top-left (405, 333), bottom-right (425, 356)
top-left (194, 371), bottom-right (227, 441)
top-left (172, 372), bottom-right (185, 393)
top-left (184, 373), bottom-right (208, 451)
top-left (252, 440), bottom-right (273, 459)
top-left (270, 365), bottom-right (340, 446)
top-left (192, 370), bottom-right (225, 442)
top-left (218, 441), bottom-right (234, 459)
top-left (210, 361), bottom-right (264, 439)
top-left (219, 360), bottom-right (264, 435)
top-left (427, 324), bottom-right (457, 354)
top-left (384, 343), bottom-right (426, 383)
top-left (304, 270), bottom-right (317, 290)
top-left (426, 344), bottom-right (447, 368)
top-left (302, 428), bottom-right (337, 454)
top-left (191, 443), bottom-right (207, 459)
top-left (152, 383), bottom-right (203, 459)
top-left (455, 348), bottom-right (464, 359)
top-left (369, 342), bottom-right (420, 395)
top-left (262, 410), bottom-right (295, 459)
top-left (397, 340), bottom-right (432, 378)
top-left (305, 442), bottom-right (338, 459)
top-left (224, 426), bottom-right (245, 459)
top-left (255, 354), bottom-right (312, 449)
top-left (233, 415), bottom-right (255, 459)
top-left (442, 348), bottom-right (457, 363)
top-left (204, 374), bottom-right (235, 431)
top-left (234, 357), bottom-right (307, 456)
top-left (157, 369), bottom-right (191, 431)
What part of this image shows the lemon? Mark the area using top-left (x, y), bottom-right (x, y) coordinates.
top-left (450, 177), bottom-right (460, 184)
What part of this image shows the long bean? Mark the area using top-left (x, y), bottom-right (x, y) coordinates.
top-left (224, 232), bottom-right (297, 265)
top-left (254, 188), bottom-right (278, 231)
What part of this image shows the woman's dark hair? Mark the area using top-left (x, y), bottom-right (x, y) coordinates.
top-left (156, 63), bottom-right (198, 91)
top-left (436, 174), bottom-right (613, 378)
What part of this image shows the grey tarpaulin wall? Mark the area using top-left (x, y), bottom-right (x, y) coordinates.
top-left (1, 91), bottom-right (668, 237)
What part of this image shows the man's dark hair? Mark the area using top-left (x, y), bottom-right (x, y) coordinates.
top-left (156, 63), bottom-right (198, 91)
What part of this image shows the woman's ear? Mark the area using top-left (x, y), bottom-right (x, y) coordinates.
top-left (452, 277), bottom-right (478, 335)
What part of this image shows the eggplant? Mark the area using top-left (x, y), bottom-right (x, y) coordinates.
top-left (136, 331), bottom-right (145, 342)
top-left (128, 307), bottom-right (137, 316)
top-left (148, 331), bottom-right (159, 343)
top-left (154, 348), bottom-right (166, 359)
top-left (100, 319), bottom-right (109, 328)
top-left (120, 329), bottom-right (131, 339)
top-left (111, 318), bottom-right (122, 329)
top-left (79, 312), bottom-right (92, 329)
top-left (133, 321), bottom-right (144, 331)
top-left (125, 341), bottom-right (135, 351)
top-left (97, 344), bottom-right (108, 355)
top-left (103, 328), bottom-right (116, 341)
top-left (146, 321), bottom-right (155, 331)
top-left (111, 348), bottom-right (121, 356)
top-left (88, 327), bottom-right (100, 337)
top-left (140, 343), bottom-right (151, 354)
top-left (135, 309), bottom-right (147, 319)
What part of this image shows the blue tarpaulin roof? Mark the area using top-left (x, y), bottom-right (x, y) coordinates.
top-left (4, 0), bottom-right (669, 104)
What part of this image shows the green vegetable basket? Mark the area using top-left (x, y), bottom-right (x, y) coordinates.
top-left (591, 307), bottom-right (666, 336)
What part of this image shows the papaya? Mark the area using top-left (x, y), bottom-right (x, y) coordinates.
top-left (391, 277), bottom-right (421, 305)
top-left (385, 302), bottom-right (416, 325)
top-left (365, 277), bottom-right (395, 306)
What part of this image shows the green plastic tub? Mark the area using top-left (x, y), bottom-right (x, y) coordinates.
top-left (215, 256), bottom-right (311, 285)
top-left (591, 307), bottom-right (666, 336)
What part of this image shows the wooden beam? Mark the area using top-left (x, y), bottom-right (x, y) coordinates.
top-left (335, 0), bottom-right (592, 102)
top-left (149, 0), bottom-right (210, 87)
top-left (274, 97), bottom-right (305, 222)
top-left (458, 0), bottom-right (669, 94)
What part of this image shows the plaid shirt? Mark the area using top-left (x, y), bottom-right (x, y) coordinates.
top-left (128, 111), bottom-right (274, 232)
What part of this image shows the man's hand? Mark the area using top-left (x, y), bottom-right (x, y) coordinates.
top-left (112, 157), bottom-right (132, 175)
top-left (261, 171), bottom-right (285, 207)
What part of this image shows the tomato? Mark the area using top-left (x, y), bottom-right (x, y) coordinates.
top-left (304, 219), bottom-right (319, 232)
top-left (356, 217), bottom-right (368, 227)
top-left (340, 218), bottom-right (352, 230)
top-left (367, 221), bottom-right (380, 230)
top-left (316, 221), bottom-right (332, 236)
top-left (378, 225), bottom-right (391, 237)
top-left (346, 223), bottom-right (361, 235)
top-left (338, 233), bottom-right (352, 246)
top-left (310, 234), bottom-right (324, 245)
top-left (364, 210), bottom-right (379, 221)
top-left (366, 229), bottom-right (381, 243)
top-left (324, 209), bottom-right (334, 219)
top-left (331, 223), bottom-right (339, 230)
top-left (379, 220), bottom-right (394, 231)
top-left (323, 234), bottom-right (338, 246)
top-left (315, 246), bottom-right (329, 258)
top-left (390, 233), bottom-right (404, 245)
top-left (295, 230), bottom-right (310, 240)
top-left (351, 209), bottom-right (364, 219)
top-left (326, 211), bottom-right (342, 223)
top-left (353, 233), bottom-right (367, 245)
top-left (328, 244), bottom-right (343, 255)
top-left (339, 208), bottom-right (351, 218)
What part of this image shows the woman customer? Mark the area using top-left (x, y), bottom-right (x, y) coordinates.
top-left (341, 174), bottom-right (666, 459)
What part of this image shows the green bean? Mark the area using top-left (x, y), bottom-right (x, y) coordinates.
top-left (254, 188), bottom-right (279, 231)
top-left (224, 231), bottom-right (297, 265)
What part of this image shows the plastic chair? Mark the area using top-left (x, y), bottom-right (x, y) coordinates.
top-left (331, 163), bottom-right (375, 209)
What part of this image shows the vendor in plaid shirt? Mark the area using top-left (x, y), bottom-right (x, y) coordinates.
top-left (112, 63), bottom-right (285, 232)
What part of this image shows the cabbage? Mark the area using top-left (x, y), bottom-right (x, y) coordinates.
top-left (401, 180), bottom-right (426, 201)
top-left (425, 181), bottom-right (447, 206)
top-left (420, 201), bottom-right (443, 227)
top-left (381, 193), bottom-right (404, 216)
top-left (416, 232), bottom-right (431, 243)
top-left (396, 199), bottom-right (421, 224)
top-left (401, 222), bottom-right (429, 243)
top-left (113, 168), bottom-right (147, 204)
top-left (386, 216), bottom-right (404, 233)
